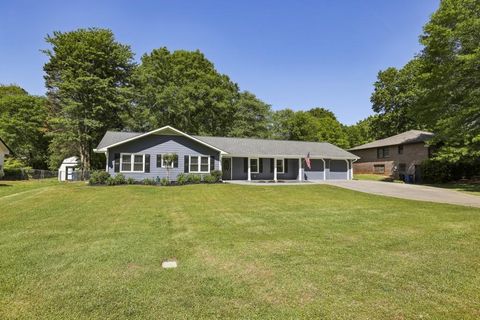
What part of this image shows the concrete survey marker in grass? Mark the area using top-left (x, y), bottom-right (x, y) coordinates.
top-left (162, 260), bottom-right (177, 269)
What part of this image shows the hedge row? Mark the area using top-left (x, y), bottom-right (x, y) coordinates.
top-left (89, 170), bottom-right (223, 186)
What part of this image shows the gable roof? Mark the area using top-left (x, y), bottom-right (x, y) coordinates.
top-left (349, 130), bottom-right (434, 151)
top-left (95, 126), bottom-right (359, 159)
top-left (0, 137), bottom-right (12, 154)
top-left (94, 126), bottom-right (227, 154)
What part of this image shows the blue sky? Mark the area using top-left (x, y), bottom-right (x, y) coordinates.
top-left (0, 0), bottom-right (439, 124)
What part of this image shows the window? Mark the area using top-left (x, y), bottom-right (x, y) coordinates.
top-left (162, 154), bottom-right (179, 168)
top-left (399, 163), bottom-right (406, 172)
top-left (250, 158), bottom-right (259, 173)
top-left (374, 164), bottom-right (385, 174)
top-left (276, 159), bottom-right (284, 173)
top-left (121, 153), bottom-right (144, 172)
top-left (377, 147), bottom-right (390, 159)
top-left (200, 156), bottom-right (209, 172)
top-left (189, 155), bottom-right (210, 173)
top-left (121, 154), bottom-right (132, 171)
top-left (398, 145), bottom-right (404, 154)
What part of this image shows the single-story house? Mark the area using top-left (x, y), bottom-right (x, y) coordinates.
top-left (349, 130), bottom-right (434, 182)
top-left (94, 126), bottom-right (359, 182)
top-left (0, 137), bottom-right (12, 175)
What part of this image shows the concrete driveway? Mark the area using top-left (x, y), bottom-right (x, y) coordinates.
top-left (323, 180), bottom-right (480, 208)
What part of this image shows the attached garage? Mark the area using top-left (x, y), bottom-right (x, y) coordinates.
top-left (328, 160), bottom-right (349, 180)
top-left (304, 159), bottom-right (324, 180)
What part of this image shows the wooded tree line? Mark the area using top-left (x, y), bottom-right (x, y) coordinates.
top-left (0, 0), bottom-right (478, 171)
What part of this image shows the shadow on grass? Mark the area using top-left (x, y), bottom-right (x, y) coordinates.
top-left (0, 184), bottom-right (12, 187)
top-left (430, 182), bottom-right (480, 194)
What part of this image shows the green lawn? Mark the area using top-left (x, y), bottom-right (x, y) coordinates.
top-left (1, 181), bottom-right (479, 319)
top-left (354, 174), bottom-right (404, 183)
top-left (429, 182), bottom-right (480, 196)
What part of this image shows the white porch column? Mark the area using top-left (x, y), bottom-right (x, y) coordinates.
top-left (219, 154), bottom-right (222, 171)
top-left (247, 157), bottom-right (251, 181)
top-left (298, 158), bottom-right (302, 181)
top-left (273, 157), bottom-right (277, 182)
top-left (105, 152), bottom-right (109, 171)
top-left (321, 159), bottom-right (326, 181)
top-left (345, 159), bottom-right (350, 180)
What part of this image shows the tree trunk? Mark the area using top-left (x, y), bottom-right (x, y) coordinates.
top-left (79, 143), bottom-right (91, 179)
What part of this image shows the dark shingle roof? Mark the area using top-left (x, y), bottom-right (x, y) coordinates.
top-left (95, 128), bottom-right (359, 159)
top-left (349, 130), bottom-right (434, 151)
top-left (194, 135), bottom-right (358, 159)
top-left (96, 131), bottom-right (143, 150)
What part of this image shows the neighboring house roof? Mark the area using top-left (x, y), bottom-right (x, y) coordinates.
top-left (349, 130), bottom-right (434, 151)
top-left (0, 137), bottom-right (12, 154)
top-left (95, 126), bottom-right (359, 159)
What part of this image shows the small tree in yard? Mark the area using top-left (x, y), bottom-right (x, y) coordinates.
top-left (162, 153), bottom-right (177, 181)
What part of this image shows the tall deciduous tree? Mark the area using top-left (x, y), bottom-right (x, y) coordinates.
top-left (228, 92), bottom-right (271, 138)
top-left (0, 85), bottom-right (49, 168)
top-left (417, 0), bottom-right (480, 161)
top-left (130, 48), bottom-right (240, 136)
top-left (43, 28), bottom-right (135, 171)
top-left (370, 59), bottom-right (425, 138)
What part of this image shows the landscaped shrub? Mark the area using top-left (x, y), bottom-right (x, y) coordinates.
top-left (2, 158), bottom-right (29, 180)
top-left (177, 173), bottom-right (188, 185)
top-left (105, 177), bottom-right (116, 186)
top-left (89, 171), bottom-right (110, 185)
top-left (421, 158), bottom-right (480, 183)
top-left (203, 174), bottom-right (217, 184)
top-left (113, 173), bottom-right (126, 185)
top-left (143, 178), bottom-right (156, 185)
top-left (126, 177), bottom-right (135, 185)
top-left (160, 177), bottom-right (170, 186)
top-left (210, 170), bottom-right (222, 182)
top-left (187, 174), bottom-right (202, 184)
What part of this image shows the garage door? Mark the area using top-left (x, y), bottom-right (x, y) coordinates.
top-left (328, 160), bottom-right (348, 180)
top-left (304, 159), bottom-right (324, 180)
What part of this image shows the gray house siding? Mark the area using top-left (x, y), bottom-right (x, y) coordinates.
top-left (231, 157), bottom-right (247, 180)
top-left (328, 160), bottom-right (348, 180)
top-left (107, 135), bottom-right (220, 181)
top-left (230, 157), bottom-right (300, 180)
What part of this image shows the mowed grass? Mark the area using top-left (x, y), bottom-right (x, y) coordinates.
top-left (354, 174), bottom-right (404, 183)
top-left (0, 181), bottom-right (479, 319)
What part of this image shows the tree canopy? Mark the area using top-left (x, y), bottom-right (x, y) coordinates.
top-left (0, 85), bottom-right (49, 168)
top-left (43, 28), bottom-right (135, 170)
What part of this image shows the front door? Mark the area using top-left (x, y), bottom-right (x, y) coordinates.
top-left (222, 158), bottom-right (232, 180)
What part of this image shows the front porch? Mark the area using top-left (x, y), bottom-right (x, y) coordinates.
top-left (220, 156), bottom-right (353, 181)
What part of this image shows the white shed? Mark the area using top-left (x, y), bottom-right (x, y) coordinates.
top-left (58, 156), bottom-right (79, 181)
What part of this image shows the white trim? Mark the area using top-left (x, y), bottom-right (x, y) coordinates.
top-left (250, 158), bottom-right (259, 174)
top-left (189, 155), bottom-right (210, 173)
top-left (95, 125), bottom-right (227, 154)
top-left (345, 159), bottom-right (350, 180)
top-left (273, 157), bottom-right (277, 181)
top-left (297, 158), bottom-right (301, 181)
top-left (247, 157), bottom-right (251, 181)
top-left (276, 158), bottom-right (285, 174)
top-left (321, 158), bottom-right (326, 181)
top-left (120, 153), bottom-right (145, 173)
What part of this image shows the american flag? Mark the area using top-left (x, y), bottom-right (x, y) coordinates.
top-left (305, 152), bottom-right (311, 170)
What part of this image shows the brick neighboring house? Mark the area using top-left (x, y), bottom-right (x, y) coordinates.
top-left (349, 130), bottom-right (434, 182)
